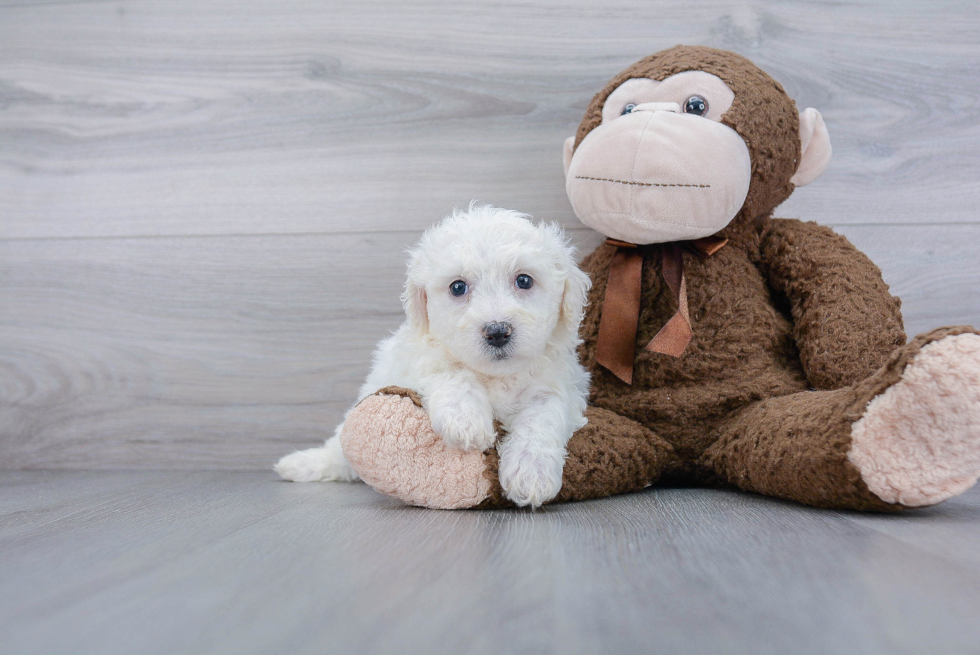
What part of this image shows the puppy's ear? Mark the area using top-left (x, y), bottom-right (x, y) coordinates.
top-left (402, 281), bottom-right (428, 334)
top-left (557, 261), bottom-right (591, 342)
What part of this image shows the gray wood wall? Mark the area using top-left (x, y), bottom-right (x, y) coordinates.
top-left (2, 0), bottom-right (978, 469)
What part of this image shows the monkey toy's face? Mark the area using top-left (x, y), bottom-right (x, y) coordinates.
top-left (563, 49), bottom-right (832, 245)
top-left (564, 71), bottom-right (748, 244)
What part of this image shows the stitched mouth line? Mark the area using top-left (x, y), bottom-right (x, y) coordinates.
top-left (575, 176), bottom-right (710, 189)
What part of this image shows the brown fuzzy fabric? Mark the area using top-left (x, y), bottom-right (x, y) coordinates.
top-left (702, 326), bottom-right (977, 511)
top-left (580, 236), bottom-right (813, 463)
top-left (760, 220), bottom-right (906, 388)
top-left (477, 406), bottom-right (680, 508)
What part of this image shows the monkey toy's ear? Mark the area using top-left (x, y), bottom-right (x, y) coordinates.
top-left (790, 107), bottom-right (832, 187)
top-left (563, 136), bottom-right (575, 178)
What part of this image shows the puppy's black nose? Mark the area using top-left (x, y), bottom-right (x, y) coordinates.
top-left (483, 322), bottom-right (513, 348)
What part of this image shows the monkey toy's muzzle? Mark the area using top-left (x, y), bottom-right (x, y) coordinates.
top-left (565, 102), bottom-right (752, 245)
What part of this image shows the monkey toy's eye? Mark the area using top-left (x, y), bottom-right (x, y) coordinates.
top-left (515, 274), bottom-right (533, 290)
top-left (683, 95), bottom-right (708, 116)
top-left (449, 280), bottom-right (468, 296)
top-left (621, 103), bottom-right (637, 115)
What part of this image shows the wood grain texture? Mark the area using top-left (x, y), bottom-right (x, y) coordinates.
top-left (1, 0), bottom-right (979, 468)
top-left (1, 471), bottom-right (979, 655)
top-left (1, 0), bottom-right (979, 238)
top-left (1, 225), bottom-right (977, 469)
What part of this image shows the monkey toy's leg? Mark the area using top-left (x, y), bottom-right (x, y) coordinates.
top-left (341, 388), bottom-right (679, 509)
top-left (701, 327), bottom-right (980, 511)
top-left (483, 405), bottom-right (680, 508)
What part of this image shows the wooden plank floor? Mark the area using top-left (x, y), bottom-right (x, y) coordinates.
top-left (0, 471), bottom-right (978, 655)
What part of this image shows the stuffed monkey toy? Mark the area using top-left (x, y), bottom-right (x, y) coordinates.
top-left (340, 46), bottom-right (980, 511)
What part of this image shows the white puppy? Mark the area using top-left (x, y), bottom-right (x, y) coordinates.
top-left (274, 204), bottom-right (592, 507)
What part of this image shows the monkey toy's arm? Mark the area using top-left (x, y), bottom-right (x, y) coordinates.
top-left (758, 218), bottom-right (906, 389)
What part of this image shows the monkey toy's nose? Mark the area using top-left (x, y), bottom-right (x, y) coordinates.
top-left (483, 322), bottom-right (513, 348)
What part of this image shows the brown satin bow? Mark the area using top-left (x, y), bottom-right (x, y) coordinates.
top-left (595, 236), bottom-right (728, 385)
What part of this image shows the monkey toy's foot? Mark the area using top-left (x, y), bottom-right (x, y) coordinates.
top-left (341, 387), bottom-right (678, 510)
top-left (340, 387), bottom-right (494, 509)
top-left (849, 332), bottom-right (980, 506)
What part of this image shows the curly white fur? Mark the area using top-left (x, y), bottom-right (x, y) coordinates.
top-left (275, 204), bottom-right (592, 508)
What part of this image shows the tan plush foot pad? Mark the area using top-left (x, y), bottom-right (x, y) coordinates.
top-left (340, 390), bottom-right (492, 509)
top-left (849, 333), bottom-right (980, 506)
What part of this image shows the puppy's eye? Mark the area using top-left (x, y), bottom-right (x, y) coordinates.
top-left (621, 103), bottom-right (637, 115)
top-left (449, 280), bottom-right (468, 297)
top-left (515, 274), bottom-right (533, 290)
top-left (683, 95), bottom-right (708, 116)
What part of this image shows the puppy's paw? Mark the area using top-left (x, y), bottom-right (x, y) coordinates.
top-left (274, 441), bottom-right (359, 482)
top-left (498, 441), bottom-right (565, 508)
top-left (429, 399), bottom-right (496, 452)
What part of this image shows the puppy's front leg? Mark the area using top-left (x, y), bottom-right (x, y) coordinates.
top-left (426, 373), bottom-right (496, 452)
top-left (498, 393), bottom-right (571, 508)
